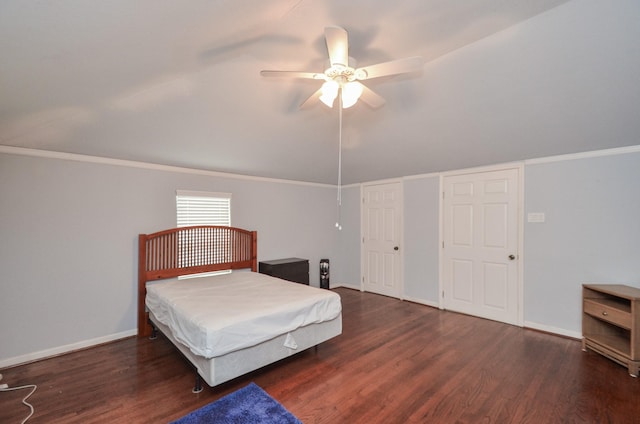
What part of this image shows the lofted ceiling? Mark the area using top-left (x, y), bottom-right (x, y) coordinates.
top-left (1, 0), bottom-right (639, 184)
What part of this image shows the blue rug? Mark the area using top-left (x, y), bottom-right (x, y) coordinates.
top-left (170, 383), bottom-right (303, 424)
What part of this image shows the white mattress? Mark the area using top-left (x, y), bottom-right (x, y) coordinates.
top-left (146, 271), bottom-right (342, 359)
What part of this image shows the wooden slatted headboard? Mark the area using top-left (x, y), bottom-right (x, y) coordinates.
top-left (137, 226), bottom-right (257, 337)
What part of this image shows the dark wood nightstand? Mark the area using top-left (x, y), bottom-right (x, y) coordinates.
top-left (259, 258), bottom-right (309, 285)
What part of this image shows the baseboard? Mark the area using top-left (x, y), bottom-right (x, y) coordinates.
top-left (332, 285), bottom-right (580, 340)
top-left (523, 321), bottom-right (581, 340)
top-left (332, 286), bottom-right (440, 309)
top-left (0, 329), bottom-right (137, 369)
top-left (402, 295), bottom-right (439, 309)
top-left (331, 282), bottom-right (361, 291)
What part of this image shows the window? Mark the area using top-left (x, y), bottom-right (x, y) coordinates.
top-left (176, 190), bottom-right (231, 278)
top-left (176, 190), bottom-right (231, 227)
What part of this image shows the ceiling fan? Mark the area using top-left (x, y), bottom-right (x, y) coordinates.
top-left (260, 26), bottom-right (423, 109)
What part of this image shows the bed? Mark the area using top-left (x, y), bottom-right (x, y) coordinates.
top-left (137, 225), bottom-right (342, 391)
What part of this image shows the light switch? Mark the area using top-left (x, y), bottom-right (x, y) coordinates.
top-left (528, 212), bottom-right (545, 223)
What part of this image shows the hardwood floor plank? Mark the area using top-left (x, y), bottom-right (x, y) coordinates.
top-left (1, 288), bottom-right (639, 423)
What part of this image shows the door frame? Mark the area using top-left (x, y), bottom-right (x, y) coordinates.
top-left (438, 163), bottom-right (524, 326)
top-left (360, 179), bottom-right (404, 299)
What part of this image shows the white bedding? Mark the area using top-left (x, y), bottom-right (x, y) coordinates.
top-left (146, 271), bottom-right (342, 359)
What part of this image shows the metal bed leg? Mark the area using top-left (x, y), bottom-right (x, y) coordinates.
top-left (149, 325), bottom-right (158, 340)
top-left (192, 374), bottom-right (203, 394)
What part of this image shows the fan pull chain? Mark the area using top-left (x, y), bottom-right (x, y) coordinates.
top-left (335, 94), bottom-right (343, 231)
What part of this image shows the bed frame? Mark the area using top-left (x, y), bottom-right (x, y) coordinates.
top-left (137, 225), bottom-right (342, 391)
top-left (138, 225), bottom-right (257, 338)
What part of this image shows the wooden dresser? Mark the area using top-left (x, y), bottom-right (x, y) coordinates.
top-left (259, 258), bottom-right (309, 285)
top-left (582, 284), bottom-right (640, 377)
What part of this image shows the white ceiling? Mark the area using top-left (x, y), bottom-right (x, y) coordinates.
top-left (1, 0), bottom-right (639, 184)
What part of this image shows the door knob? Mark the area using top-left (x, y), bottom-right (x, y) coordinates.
top-left (394, 246), bottom-right (399, 251)
top-left (508, 254), bottom-right (516, 260)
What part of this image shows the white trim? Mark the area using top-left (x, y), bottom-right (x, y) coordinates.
top-left (398, 182), bottom-right (405, 301)
top-left (517, 165), bottom-right (525, 326)
top-left (331, 282), bottom-right (362, 291)
top-left (0, 329), bottom-right (137, 369)
top-left (360, 176), bottom-right (406, 186)
top-left (524, 145), bottom-right (640, 165)
top-left (524, 321), bottom-right (581, 340)
top-left (438, 174), bottom-right (444, 309)
top-left (4, 144), bottom-right (638, 187)
top-left (0, 146), bottom-right (333, 188)
top-left (402, 295), bottom-right (439, 309)
top-left (359, 184), bottom-right (365, 292)
top-left (440, 161), bottom-right (523, 177)
top-left (403, 172), bottom-right (441, 181)
top-left (341, 182), bottom-right (361, 189)
top-left (360, 178), bottom-right (404, 186)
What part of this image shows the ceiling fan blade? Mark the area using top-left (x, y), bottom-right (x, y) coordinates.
top-left (299, 87), bottom-right (323, 109)
top-left (359, 84), bottom-right (386, 109)
top-left (356, 56), bottom-right (423, 80)
top-left (260, 70), bottom-right (325, 80)
top-left (325, 26), bottom-right (349, 67)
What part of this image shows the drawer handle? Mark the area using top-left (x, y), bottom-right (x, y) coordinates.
top-left (602, 311), bottom-right (608, 316)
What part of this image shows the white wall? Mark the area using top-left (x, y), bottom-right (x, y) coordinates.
top-left (0, 151), bottom-right (339, 366)
top-left (403, 175), bottom-right (440, 305)
top-left (332, 185), bottom-right (361, 289)
top-left (524, 150), bottom-right (640, 335)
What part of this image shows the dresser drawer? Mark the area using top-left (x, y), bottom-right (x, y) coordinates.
top-left (584, 299), bottom-right (632, 329)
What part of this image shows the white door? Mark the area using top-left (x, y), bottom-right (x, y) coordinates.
top-left (442, 167), bottom-right (521, 325)
top-left (362, 182), bottom-right (403, 298)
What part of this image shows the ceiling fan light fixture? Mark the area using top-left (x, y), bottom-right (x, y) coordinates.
top-left (320, 80), bottom-right (339, 107)
top-left (341, 81), bottom-right (363, 108)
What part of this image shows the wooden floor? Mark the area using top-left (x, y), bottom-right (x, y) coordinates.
top-left (1, 288), bottom-right (639, 423)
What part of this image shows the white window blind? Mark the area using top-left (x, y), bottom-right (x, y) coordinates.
top-left (176, 190), bottom-right (232, 278)
top-left (176, 190), bottom-right (231, 227)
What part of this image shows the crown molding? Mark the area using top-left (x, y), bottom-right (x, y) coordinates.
top-left (0, 145), bottom-right (333, 188)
